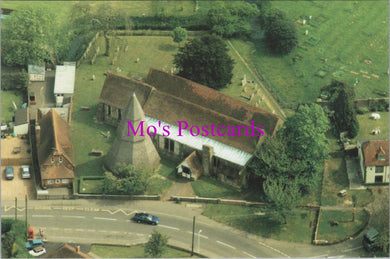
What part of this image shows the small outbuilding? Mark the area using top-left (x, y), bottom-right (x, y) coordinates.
top-left (13, 108), bottom-right (29, 136)
top-left (28, 65), bottom-right (45, 81)
top-left (176, 151), bottom-right (203, 181)
top-left (54, 62), bottom-right (76, 107)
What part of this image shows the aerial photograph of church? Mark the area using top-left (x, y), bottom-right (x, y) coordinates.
top-left (1, 1), bottom-right (388, 258)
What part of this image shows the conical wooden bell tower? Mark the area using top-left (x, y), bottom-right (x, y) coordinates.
top-left (104, 93), bottom-right (160, 171)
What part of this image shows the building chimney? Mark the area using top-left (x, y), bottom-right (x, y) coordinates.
top-left (76, 246), bottom-right (81, 253)
top-left (202, 144), bottom-right (213, 176)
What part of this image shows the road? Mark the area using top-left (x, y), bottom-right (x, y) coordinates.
top-left (1, 199), bottom-right (369, 258)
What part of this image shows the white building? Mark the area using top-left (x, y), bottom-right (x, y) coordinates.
top-left (54, 62), bottom-right (76, 107)
top-left (358, 139), bottom-right (389, 184)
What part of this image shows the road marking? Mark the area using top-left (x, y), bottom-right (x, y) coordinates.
top-left (32, 215), bottom-right (53, 218)
top-left (158, 224), bottom-right (180, 231)
top-left (75, 229), bottom-right (83, 231)
top-left (216, 240), bottom-right (236, 250)
top-left (93, 217), bottom-right (117, 221)
top-left (329, 256), bottom-right (344, 258)
top-left (243, 251), bottom-right (256, 258)
top-left (309, 254), bottom-right (328, 258)
top-left (64, 228), bottom-right (72, 231)
top-left (184, 231), bottom-right (208, 239)
top-left (258, 241), bottom-right (290, 258)
top-left (62, 215), bottom-right (85, 219)
top-left (342, 246), bottom-right (363, 252)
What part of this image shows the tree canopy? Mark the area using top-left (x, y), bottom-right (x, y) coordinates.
top-left (144, 230), bottom-right (169, 258)
top-left (173, 34), bottom-right (234, 89)
top-left (171, 27), bottom-right (188, 47)
top-left (262, 8), bottom-right (298, 55)
top-left (207, 2), bottom-right (259, 38)
top-left (1, 7), bottom-right (63, 66)
top-left (324, 80), bottom-right (359, 138)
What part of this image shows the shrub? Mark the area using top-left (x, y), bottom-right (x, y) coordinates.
top-left (357, 106), bottom-right (369, 114)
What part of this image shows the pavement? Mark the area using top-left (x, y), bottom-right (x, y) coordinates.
top-left (345, 157), bottom-right (366, 190)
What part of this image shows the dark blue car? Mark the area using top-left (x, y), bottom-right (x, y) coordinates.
top-left (132, 213), bottom-right (159, 225)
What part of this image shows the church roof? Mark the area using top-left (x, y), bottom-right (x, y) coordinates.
top-left (100, 69), bottom-right (281, 155)
top-left (361, 139), bottom-right (389, 167)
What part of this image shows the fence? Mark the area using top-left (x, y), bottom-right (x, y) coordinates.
top-left (170, 196), bottom-right (266, 207)
top-left (76, 32), bottom-right (100, 67)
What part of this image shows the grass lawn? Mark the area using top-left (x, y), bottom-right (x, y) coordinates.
top-left (157, 159), bottom-right (177, 180)
top-left (203, 204), bottom-right (316, 243)
top-left (355, 111), bottom-right (389, 142)
top-left (191, 177), bottom-right (241, 198)
top-left (321, 158), bottom-right (374, 207)
top-left (317, 209), bottom-right (369, 243)
top-left (90, 244), bottom-right (202, 258)
top-left (79, 177), bottom-right (104, 194)
top-left (231, 1), bottom-right (388, 108)
top-left (1, 90), bottom-right (23, 124)
top-left (146, 176), bottom-right (172, 195)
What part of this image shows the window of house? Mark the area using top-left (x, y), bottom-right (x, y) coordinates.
top-left (375, 166), bottom-right (384, 173)
top-left (62, 179), bottom-right (69, 184)
top-left (55, 179), bottom-right (61, 184)
top-left (118, 109), bottom-right (121, 120)
top-left (108, 105), bottom-right (111, 115)
top-left (378, 155), bottom-right (385, 161)
top-left (47, 180), bottom-right (54, 185)
top-left (164, 139), bottom-right (174, 152)
top-left (375, 175), bottom-right (383, 183)
top-left (51, 157), bottom-right (55, 163)
top-left (59, 157), bottom-right (63, 163)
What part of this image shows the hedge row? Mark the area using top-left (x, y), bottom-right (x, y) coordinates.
top-left (1, 219), bottom-right (30, 258)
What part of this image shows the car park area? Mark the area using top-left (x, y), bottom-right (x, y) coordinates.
top-left (1, 165), bottom-right (36, 200)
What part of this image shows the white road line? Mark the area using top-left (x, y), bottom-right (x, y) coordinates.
top-left (64, 228), bottom-right (72, 231)
top-left (216, 240), bottom-right (236, 250)
top-left (243, 251), bottom-right (256, 258)
top-left (309, 254), bottom-right (328, 258)
top-left (342, 246), bottom-right (363, 252)
top-left (329, 256), bottom-right (344, 258)
top-left (62, 215), bottom-right (85, 219)
top-left (32, 215), bottom-right (53, 217)
top-left (158, 224), bottom-right (180, 231)
top-left (258, 241), bottom-right (290, 258)
top-left (93, 217), bottom-right (117, 221)
top-left (184, 231), bottom-right (208, 239)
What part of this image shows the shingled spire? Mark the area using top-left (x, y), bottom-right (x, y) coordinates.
top-left (104, 93), bottom-right (160, 171)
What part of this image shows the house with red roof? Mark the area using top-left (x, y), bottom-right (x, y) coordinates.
top-left (38, 109), bottom-right (74, 189)
top-left (357, 139), bottom-right (389, 184)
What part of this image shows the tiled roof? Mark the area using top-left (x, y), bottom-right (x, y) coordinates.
top-left (38, 109), bottom-right (74, 166)
top-left (361, 139), bottom-right (389, 167)
top-left (41, 165), bottom-right (74, 180)
top-left (100, 69), bottom-right (281, 154)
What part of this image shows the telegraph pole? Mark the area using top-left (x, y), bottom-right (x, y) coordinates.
top-left (25, 195), bottom-right (28, 240)
top-left (15, 197), bottom-right (17, 220)
top-left (191, 216), bottom-right (195, 256)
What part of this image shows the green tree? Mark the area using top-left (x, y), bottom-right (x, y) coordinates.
top-left (173, 34), bottom-right (234, 89)
top-left (280, 103), bottom-right (330, 162)
top-left (171, 27), bottom-right (188, 47)
top-left (207, 2), bottom-right (259, 38)
top-left (1, 7), bottom-right (59, 66)
top-left (144, 230), bottom-right (169, 258)
top-left (262, 8), bottom-right (298, 54)
top-left (327, 80), bottom-right (359, 138)
top-left (263, 177), bottom-right (301, 224)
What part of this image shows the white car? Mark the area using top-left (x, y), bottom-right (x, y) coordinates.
top-left (21, 165), bottom-right (31, 179)
top-left (29, 246), bottom-right (46, 256)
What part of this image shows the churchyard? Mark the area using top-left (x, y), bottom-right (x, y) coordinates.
top-left (230, 0), bottom-right (389, 109)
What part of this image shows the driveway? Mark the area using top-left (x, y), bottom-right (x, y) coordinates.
top-left (1, 165), bottom-right (36, 200)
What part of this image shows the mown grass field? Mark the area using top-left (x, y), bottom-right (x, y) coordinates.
top-left (203, 205), bottom-right (316, 243)
top-left (355, 111), bottom-right (389, 142)
top-left (317, 209), bottom-right (369, 243)
top-left (1, 90), bottom-right (23, 124)
top-left (231, 1), bottom-right (389, 108)
top-left (90, 244), bottom-right (202, 258)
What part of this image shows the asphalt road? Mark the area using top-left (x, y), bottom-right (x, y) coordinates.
top-left (1, 199), bottom-right (369, 258)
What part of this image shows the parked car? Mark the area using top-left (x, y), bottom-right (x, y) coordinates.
top-left (132, 213), bottom-right (159, 225)
top-left (29, 246), bottom-right (46, 257)
top-left (362, 228), bottom-right (380, 252)
top-left (25, 239), bottom-right (44, 250)
top-left (21, 165), bottom-right (31, 179)
top-left (5, 166), bottom-right (14, 180)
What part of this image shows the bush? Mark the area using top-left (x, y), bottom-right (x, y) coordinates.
top-left (1, 70), bottom-right (29, 91)
top-left (357, 106), bottom-right (370, 114)
top-left (128, 15), bottom-right (208, 31)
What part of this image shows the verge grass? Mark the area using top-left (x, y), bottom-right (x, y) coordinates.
top-left (203, 204), bottom-right (316, 243)
top-left (91, 244), bottom-right (202, 258)
top-left (317, 209), bottom-right (369, 243)
top-left (231, 1), bottom-right (389, 108)
top-left (191, 177), bottom-right (241, 198)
